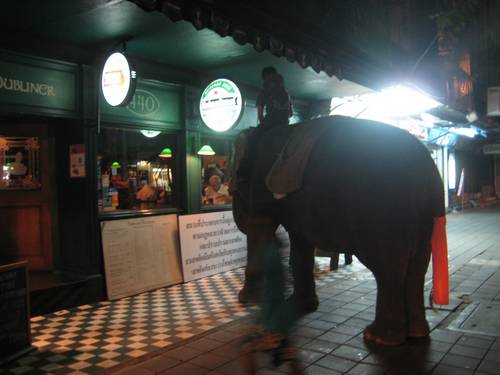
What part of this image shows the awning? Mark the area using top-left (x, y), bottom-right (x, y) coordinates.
top-left (129, 0), bottom-right (395, 89)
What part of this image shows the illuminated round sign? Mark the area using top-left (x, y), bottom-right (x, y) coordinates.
top-left (199, 79), bottom-right (243, 132)
top-left (101, 52), bottom-right (137, 106)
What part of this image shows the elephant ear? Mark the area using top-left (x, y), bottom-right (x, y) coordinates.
top-left (228, 128), bottom-right (255, 193)
top-left (229, 128), bottom-right (257, 236)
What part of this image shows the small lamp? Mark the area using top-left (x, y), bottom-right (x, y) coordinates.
top-left (141, 130), bottom-right (161, 138)
top-left (197, 145), bottom-right (215, 155)
top-left (158, 147), bottom-right (173, 158)
top-left (111, 161), bottom-right (121, 168)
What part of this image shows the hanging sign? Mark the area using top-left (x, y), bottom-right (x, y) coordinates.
top-left (199, 78), bottom-right (243, 132)
top-left (101, 52), bottom-right (136, 107)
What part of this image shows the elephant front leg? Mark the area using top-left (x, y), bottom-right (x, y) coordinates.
top-left (239, 236), bottom-right (264, 303)
top-left (288, 232), bottom-right (318, 315)
top-left (364, 260), bottom-right (409, 346)
top-left (239, 216), bottom-right (279, 304)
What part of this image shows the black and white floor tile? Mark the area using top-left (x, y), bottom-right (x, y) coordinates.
top-left (1, 258), bottom-right (367, 374)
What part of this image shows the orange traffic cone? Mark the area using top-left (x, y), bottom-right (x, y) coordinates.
top-left (431, 216), bottom-right (449, 305)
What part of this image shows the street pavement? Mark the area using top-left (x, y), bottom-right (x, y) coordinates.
top-left (109, 205), bottom-right (500, 375)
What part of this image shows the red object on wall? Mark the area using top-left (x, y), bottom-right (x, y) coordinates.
top-left (495, 156), bottom-right (500, 196)
top-left (431, 216), bottom-right (449, 305)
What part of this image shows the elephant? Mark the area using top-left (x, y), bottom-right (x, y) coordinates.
top-left (230, 115), bottom-right (446, 346)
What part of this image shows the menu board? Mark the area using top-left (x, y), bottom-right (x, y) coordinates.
top-left (0, 261), bottom-right (32, 365)
top-left (178, 211), bottom-right (247, 282)
top-left (101, 215), bottom-right (182, 300)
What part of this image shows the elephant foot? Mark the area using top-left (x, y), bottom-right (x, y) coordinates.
top-left (363, 323), bottom-right (406, 346)
top-left (287, 293), bottom-right (319, 317)
top-left (329, 255), bottom-right (339, 271)
top-left (238, 286), bottom-right (259, 304)
top-left (408, 320), bottom-right (430, 339)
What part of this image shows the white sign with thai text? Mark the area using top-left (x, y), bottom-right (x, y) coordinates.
top-left (179, 211), bottom-right (247, 282)
top-left (101, 214), bottom-right (182, 300)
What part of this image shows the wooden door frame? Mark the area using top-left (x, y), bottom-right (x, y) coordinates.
top-left (0, 122), bottom-right (55, 270)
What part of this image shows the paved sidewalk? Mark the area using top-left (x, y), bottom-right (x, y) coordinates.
top-left (2, 206), bottom-right (500, 374)
top-left (110, 206), bottom-right (500, 375)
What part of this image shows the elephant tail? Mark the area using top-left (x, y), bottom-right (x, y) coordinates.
top-left (431, 216), bottom-right (449, 305)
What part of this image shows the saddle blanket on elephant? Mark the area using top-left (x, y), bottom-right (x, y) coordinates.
top-left (266, 117), bottom-right (334, 195)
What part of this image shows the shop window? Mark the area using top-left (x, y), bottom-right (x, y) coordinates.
top-left (200, 137), bottom-right (232, 207)
top-left (97, 127), bottom-right (177, 213)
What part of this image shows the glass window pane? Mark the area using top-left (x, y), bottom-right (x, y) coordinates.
top-left (97, 127), bottom-right (177, 213)
top-left (200, 137), bottom-right (232, 206)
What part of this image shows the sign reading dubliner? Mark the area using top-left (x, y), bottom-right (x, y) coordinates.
top-left (101, 52), bottom-right (137, 107)
top-left (199, 78), bottom-right (243, 132)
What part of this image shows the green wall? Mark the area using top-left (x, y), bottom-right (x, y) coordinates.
top-left (0, 49), bottom-right (79, 117)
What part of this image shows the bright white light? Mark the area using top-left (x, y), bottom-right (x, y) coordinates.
top-left (449, 127), bottom-right (477, 138)
top-left (140, 130), bottom-right (161, 138)
top-left (420, 113), bottom-right (439, 128)
top-left (330, 84), bottom-right (441, 120)
top-left (375, 85), bottom-right (441, 117)
top-left (330, 96), bottom-right (372, 118)
top-left (448, 153), bottom-right (456, 190)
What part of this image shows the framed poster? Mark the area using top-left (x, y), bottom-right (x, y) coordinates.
top-left (0, 137), bottom-right (40, 190)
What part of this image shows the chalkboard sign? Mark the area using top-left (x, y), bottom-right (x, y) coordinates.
top-left (0, 261), bottom-right (32, 365)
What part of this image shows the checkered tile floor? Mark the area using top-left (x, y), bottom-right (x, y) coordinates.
top-left (1, 258), bottom-right (368, 374)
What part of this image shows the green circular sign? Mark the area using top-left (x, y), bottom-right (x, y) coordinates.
top-left (199, 79), bottom-right (243, 132)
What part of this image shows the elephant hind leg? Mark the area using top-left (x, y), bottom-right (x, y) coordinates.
top-left (405, 221), bottom-right (433, 338)
top-left (329, 253), bottom-right (339, 271)
top-left (288, 232), bottom-right (318, 315)
top-left (364, 248), bottom-right (410, 346)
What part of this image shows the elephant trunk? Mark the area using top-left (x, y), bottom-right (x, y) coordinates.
top-left (431, 216), bottom-right (449, 305)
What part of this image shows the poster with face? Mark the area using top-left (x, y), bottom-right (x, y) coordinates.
top-left (0, 137), bottom-right (40, 190)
